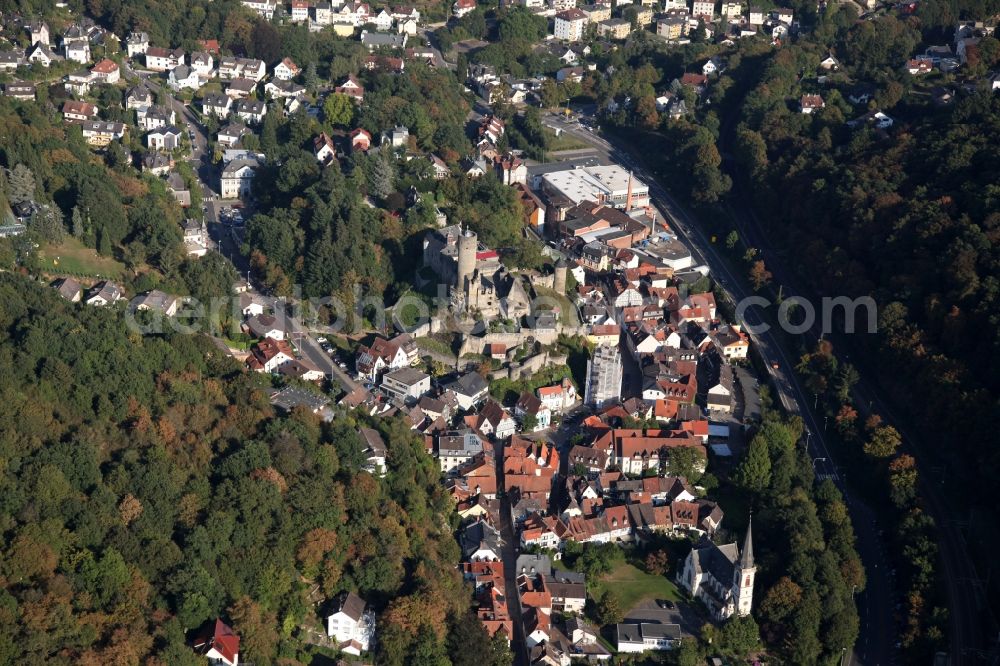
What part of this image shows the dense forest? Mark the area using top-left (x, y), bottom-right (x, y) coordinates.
top-left (732, 410), bottom-right (865, 664)
top-left (724, 16), bottom-right (1000, 646)
top-left (0, 274), bottom-right (502, 665)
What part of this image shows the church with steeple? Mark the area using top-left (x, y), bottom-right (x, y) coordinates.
top-left (677, 518), bottom-right (755, 621)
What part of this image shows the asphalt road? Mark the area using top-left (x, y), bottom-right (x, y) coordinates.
top-left (544, 114), bottom-right (895, 665)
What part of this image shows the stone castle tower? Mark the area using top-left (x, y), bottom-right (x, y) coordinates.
top-left (456, 228), bottom-right (478, 295)
top-left (554, 258), bottom-right (568, 295)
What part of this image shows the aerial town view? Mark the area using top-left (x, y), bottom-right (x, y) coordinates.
top-left (0, 0), bottom-right (998, 663)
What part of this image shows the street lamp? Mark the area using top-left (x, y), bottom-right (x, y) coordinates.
top-left (811, 457), bottom-right (827, 471)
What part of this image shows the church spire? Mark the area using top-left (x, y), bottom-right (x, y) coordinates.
top-left (739, 516), bottom-right (754, 569)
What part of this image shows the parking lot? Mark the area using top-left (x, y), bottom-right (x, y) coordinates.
top-left (624, 597), bottom-right (704, 638)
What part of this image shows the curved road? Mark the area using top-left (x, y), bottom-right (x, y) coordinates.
top-left (543, 115), bottom-right (895, 665)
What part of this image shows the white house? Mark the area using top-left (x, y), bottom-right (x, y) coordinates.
top-left (190, 51), bottom-right (214, 76)
top-left (326, 592), bottom-right (375, 656)
top-left (168, 64), bottom-right (200, 90)
top-left (27, 43), bottom-right (58, 67)
top-left (273, 57), bottom-right (300, 80)
top-left (126, 31), bottom-right (149, 57)
top-left (64, 41), bottom-right (90, 64)
top-left (536, 378), bottom-right (577, 413)
top-left (220, 160), bottom-right (257, 199)
top-left (554, 8), bottom-right (588, 41)
top-left (193, 619), bottom-right (240, 666)
top-left (616, 623), bottom-right (681, 653)
top-left (146, 126), bottom-right (183, 151)
top-left (145, 47), bottom-right (185, 71)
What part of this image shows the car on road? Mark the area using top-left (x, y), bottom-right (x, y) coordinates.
top-left (657, 599), bottom-right (675, 609)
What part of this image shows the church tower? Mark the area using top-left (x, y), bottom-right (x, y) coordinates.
top-left (734, 517), bottom-right (756, 617)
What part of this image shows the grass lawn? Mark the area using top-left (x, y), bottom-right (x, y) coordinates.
top-left (37, 237), bottom-right (126, 280)
top-left (546, 128), bottom-right (589, 152)
top-left (593, 562), bottom-right (682, 610)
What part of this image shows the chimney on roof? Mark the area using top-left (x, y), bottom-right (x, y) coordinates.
top-left (625, 170), bottom-right (634, 212)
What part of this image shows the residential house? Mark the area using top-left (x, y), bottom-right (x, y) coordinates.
top-left (374, 9), bottom-right (395, 31)
top-left (383, 125), bottom-right (409, 148)
top-left (454, 0), bottom-right (478, 17)
top-left (800, 94), bottom-right (825, 113)
top-left (246, 313), bottom-right (286, 340)
top-left (147, 126), bottom-right (183, 151)
top-left (274, 57), bottom-right (301, 80)
top-left (64, 41), bottom-right (91, 64)
top-left (291, 0), bottom-right (311, 21)
top-left (326, 592), bottom-right (375, 656)
top-left (142, 152), bottom-right (172, 175)
top-left (335, 74), bottom-right (365, 101)
top-left (437, 430), bottom-right (486, 473)
top-left (515, 392), bottom-right (552, 432)
top-left (218, 56), bottom-right (266, 81)
top-left (380, 367), bottom-right (431, 403)
top-left (167, 172), bottom-right (191, 207)
top-left (190, 51), bottom-right (214, 76)
top-left (359, 427), bottom-right (388, 476)
top-left (747, 6), bottom-right (765, 24)
top-left (130, 290), bottom-right (179, 317)
top-left (246, 338), bottom-right (295, 372)
top-left (264, 79), bottom-right (306, 99)
top-left (445, 372), bottom-right (491, 410)
top-left (242, 0), bottom-right (278, 17)
top-left (193, 619), bottom-right (240, 666)
top-left (90, 58), bottom-right (119, 83)
top-left (616, 623), bottom-right (681, 653)
top-left (536, 378), bottom-right (577, 413)
top-left (27, 43), bottom-right (59, 67)
top-left (217, 122), bottom-right (249, 147)
top-left (145, 46), bottom-right (185, 71)
top-left (0, 51), bottom-right (24, 72)
top-left (906, 58), bottom-right (933, 75)
top-left (355, 333), bottom-right (417, 382)
top-left (554, 9), bottom-right (588, 41)
top-left (220, 160), bottom-right (258, 199)
top-left (314, 133), bottom-right (337, 165)
top-left (126, 84), bottom-right (154, 110)
top-left (168, 64), bottom-right (200, 90)
top-left (692, 0), bottom-right (715, 19)
top-left (85, 280), bottom-right (122, 306)
top-left (202, 92), bottom-right (233, 119)
top-left (351, 127), bottom-right (373, 152)
top-left (82, 120), bottom-right (126, 147)
top-left (29, 21), bottom-right (51, 47)
top-left (62, 100), bottom-right (98, 123)
top-left (52, 277), bottom-right (82, 302)
top-left (126, 31), bottom-right (150, 57)
top-left (819, 54), bottom-right (840, 70)
top-left (234, 98), bottom-right (267, 124)
top-left (476, 400), bottom-right (518, 440)
top-left (360, 30), bottom-right (407, 51)
top-left (65, 70), bottom-right (95, 96)
top-left (461, 519), bottom-right (503, 561)
top-left (182, 218), bottom-right (209, 256)
top-left (4, 81), bottom-right (36, 101)
top-left (226, 78), bottom-right (257, 98)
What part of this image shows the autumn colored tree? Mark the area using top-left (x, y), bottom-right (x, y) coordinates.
top-left (228, 596), bottom-right (278, 664)
top-left (749, 260), bottom-right (773, 290)
top-left (863, 425), bottom-right (901, 459)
